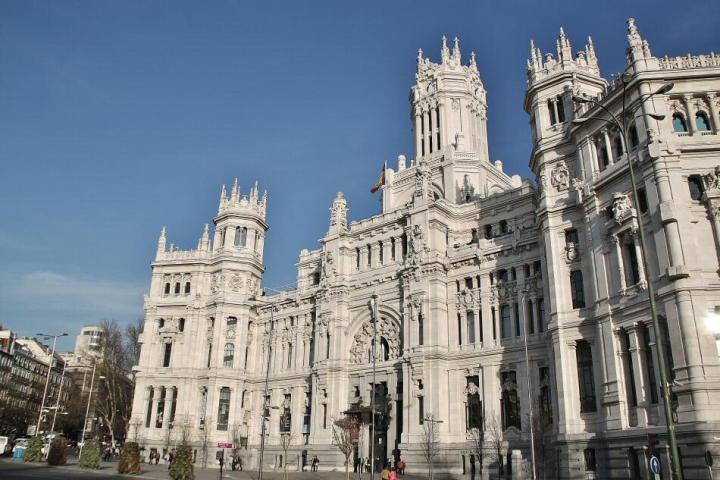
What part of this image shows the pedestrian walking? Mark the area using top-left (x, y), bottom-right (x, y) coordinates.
top-left (390, 467), bottom-right (398, 480)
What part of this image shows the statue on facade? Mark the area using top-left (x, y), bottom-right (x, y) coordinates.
top-left (611, 192), bottom-right (634, 223)
top-left (329, 192), bottom-right (348, 233)
top-left (704, 166), bottom-right (720, 192)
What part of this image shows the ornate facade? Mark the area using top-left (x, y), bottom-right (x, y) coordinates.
top-left (131, 19), bottom-right (720, 479)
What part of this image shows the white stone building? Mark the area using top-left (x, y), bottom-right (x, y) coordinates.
top-left (131, 19), bottom-right (720, 479)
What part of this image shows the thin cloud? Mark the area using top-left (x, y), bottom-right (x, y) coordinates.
top-left (0, 269), bottom-right (146, 338)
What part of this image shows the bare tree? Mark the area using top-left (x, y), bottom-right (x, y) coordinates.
top-left (331, 416), bottom-right (359, 480)
top-left (468, 424), bottom-right (485, 480)
top-left (280, 432), bottom-right (296, 480)
top-left (421, 414), bottom-right (441, 480)
top-left (95, 319), bottom-right (135, 447)
top-left (485, 415), bottom-right (505, 475)
top-left (199, 416), bottom-right (212, 469)
top-left (531, 402), bottom-right (552, 480)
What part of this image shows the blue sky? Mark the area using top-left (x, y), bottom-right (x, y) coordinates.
top-left (1, 0), bottom-right (718, 351)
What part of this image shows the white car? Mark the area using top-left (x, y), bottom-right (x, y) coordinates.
top-left (0, 436), bottom-right (12, 455)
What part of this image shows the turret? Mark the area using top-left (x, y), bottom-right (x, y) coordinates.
top-left (625, 17), bottom-right (658, 73)
top-left (328, 192), bottom-right (348, 236)
top-left (213, 179), bottom-right (269, 257)
top-left (411, 36), bottom-right (488, 162)
top-left (156, 226), bottom-right (167, 259)
top-left (524, 27), bottom-right (607, 177)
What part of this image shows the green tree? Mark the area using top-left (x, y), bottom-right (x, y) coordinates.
top-left (118, 442), bottom-right (142, 474)
top-left (47, 437), bottom-right (67, 465)
top-left (23, 436), bottom-right (43, 462)
top-left (79, 439), bottom-right (102, 469)
top-left (169, 444), bottom-right (194, 480)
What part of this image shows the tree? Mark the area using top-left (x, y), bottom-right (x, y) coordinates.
top-left (79, 439), bottom-right (101, 469)
top-left (485, 415), bottom-right (504, 475)
top-left (421, 414), bottom-right (441, 480)
top-left (24, 436), bottom-right (43, 462)
top-left (280, 433), bottom-right (296, 480)
top-left (94, 319), bottom-right (135, 447)
top-left (531, 400), bottom-right (553, 480)
top-left (468, 423), bottom-right (485, 480)
top-left (331, 416), bottom-right (359, 480)
top-left (118, 442), bottom-right (142, 474)
top-left (199, 416), bottom-right (212, 469)
top-left (47, 437), bottom-right (67, 465)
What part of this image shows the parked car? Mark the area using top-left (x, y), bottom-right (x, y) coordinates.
top-left (12, 437), bottom-right (29, 454)
top-left (0, 436), bottom-right (13, 455)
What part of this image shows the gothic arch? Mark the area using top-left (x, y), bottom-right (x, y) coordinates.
top-left (348, 305), bottom-right (403, 365)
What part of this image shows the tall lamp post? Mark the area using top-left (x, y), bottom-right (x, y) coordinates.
top-left (519, 291), bottom-right (536, 480)
top-left (50, 359), bottom-right (68, 433)
top-left (572, 76), bottom-right (682, 479)
top-left (369, 295), bottom-right (379, 479)
top-left (258, 306), bottom-right (276, 480)
top-left (79, 362), bottom-right (105, 457)
top-left (35, 332), bottom-right (67, 436)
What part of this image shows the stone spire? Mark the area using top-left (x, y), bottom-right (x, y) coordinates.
top-left (328, 192), bottom-right (348, 234)
top-left (230, 178), bottom-right (239, 202)
top-left (469, 51), bottom-right (478, 72)
top-left (440, 35), bottom-right (450, 64)
top-left (199, 224), bottom-right (210, 251)
top-left (557, 27), bottom-right (572, 63)
top-left (156, 226), bottom-right (167, 258)
top-left (218, 184), bottom-right (227, 213)
top-left (452, 36), bottom-right (461, 64)
top-left (626, 17), bottom-right (652, 62)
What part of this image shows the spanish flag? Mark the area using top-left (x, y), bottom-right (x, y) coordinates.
top-left (370, 162), bottom-right (387, 193)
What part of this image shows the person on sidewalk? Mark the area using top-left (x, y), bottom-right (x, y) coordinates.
top-left (381, 465), bottom-right (390, 480)
top-left (399, 459), bottom-right (405, 475)
top-left (365, 457), bottom-right (370, 473)
top-left (389, 467), bottom-right (398, 480)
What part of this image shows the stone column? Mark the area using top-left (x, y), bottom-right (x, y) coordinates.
top-left (370, 243), bottom-right (379, 269)
top-left (590, 138), bottom-right (600, 173)
top-left (438, 103), bottom-right (446, 149)
top-left (162, 386), bottom-right (174, 429)
top-left (707, 93), bottom-right (720, 133)
top-left (423, 110), bottom-right (431, 156)
top-left (628, 325), bottom-right (649, 427)
top-left (612, 235), bottom-right (627, 293)
top-left (645, 326), bottom-right (666, 425)
top-left (382, 240), bottom-right (392, 266)
top-left (602, 128), bottom-right (614, 165)
top-left (529, 298), bottom-right (538, 336)
top-left (683, 94), bottom-right (696, 135)
top-left (414, 113), bottom-right (422, 159)
top-left (149, 386), bottom-right (162, 429)
top-left (551, 98), bottom-right (560, 125)
top-left (704, 195), bottom-right (720, 267)
top-left (359, 246), bottom-right (368, 271)
top-left (631, 231), bottom-right (646, 283)
top-left (431, 107), bottom-right (439, 153)
top-left (394, 236), bottom-right (403, 263)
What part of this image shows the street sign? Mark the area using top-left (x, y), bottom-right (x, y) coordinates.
top-left (649, 455), bottom-right (661, 475)
top-left (217, 442), bottom-right (233, 449)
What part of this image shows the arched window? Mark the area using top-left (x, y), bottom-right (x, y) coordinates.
top-left (184, 282), bottom-right (191, 295)
top-left (614, 136), bottom-right (624, 159)
top-left (629, 123), bottom-right (639, 148)
top-left (696, 112), bottom-right (711, 132)
top-left (599, 146), bottom-right (609, 169)
top-left (158, 318), bottom-right (165, 329)
top-left (178, 318), bottom-right (185, 332)
top-left (223, 343), bottom-right (235, 368)
top-left (672, 113), bottom-right (688, 133)
top-left (174, 282), bottom-right (181, 295)
top-left (217, 387), bottom-right (231, 431)
top-left (287, 343), bottom-right (293, 369)
top-left (164, 283), bottom-right (170, 295)
top-left (380, 337), bottom-right (390, 361)
top-left (556, 95), bottom-right (566, 123)
top-left (235, 226), bottom-right (248, 247)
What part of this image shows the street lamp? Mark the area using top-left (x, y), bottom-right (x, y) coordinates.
top-left (50, 359), bottom-right (68, 433)
top-left (519, 290), bottom-right (536, 480)
top-left (572, 77), bottom-right (682, 479)
top-left (257, 305), bottom-right (276, 480)
top-left (369, 294), bottom-right (379, 479)
top-left (79, 362), bottom-right (105, 457)
top-left (35, 332), bottom-right (68, 436)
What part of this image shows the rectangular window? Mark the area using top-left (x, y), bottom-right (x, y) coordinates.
top-left (501, 371), bottom-right (520, 430)
top-left (240, 390), bottom-right (246, 408)
top-left (418, 313), bottom-right (424, 346)
top-left (217, 387), bottom-right (231, 431)
top-left (419, 396), bottom-right (424, 425)
top-left (491, 307), bottom-right (497, 340)
top-left (538, 299), bottom-right (545, 332)
top-left (570, 270), bottom-right (586, 309)
top-left (527, 301), bottom-right (534, 334)
top-left (514, 303), bottom-right (521, 337)
top-left (465, 277), bottom-right (474, 290)
top-left (584, 448), bottom-right (597, 471)
top-left (478, 308), bottom-right (484, 342)
top-left (564, 228), bottom-right (579, 245)
top-left (626, 242), bottom-right (641, 285)
top-left (322, 403), bottom-right (327, 429)
top-left (465, 375), bottom-right (482, 430)
top-left (467, 311), bottom-right (476, 344)
top-left (643, 326), bottom-right (659, 404)
top-left (145, 389), bottom-right (154, 427)
top-left (379, 241), bottom-right (384, 265)
top-left (457, 313), bottom-right (463, 345)
top-left (622, 330), bottom-right (638, 407)
top-left (637, 187), bottom-right (648, 213)
top-left (539, 367), bottom-right (553, 424)
top-left (391, 238), bottom-right (396, 261)
top-left (356, 248), bottom-right (361, 270)
top-left (207, 344), bottom-right (212, 368)
top-left (501, 305), bottom-right (512, 339)
top-left (280, 394), bottom-right (291, 433)
top-left (163, 343), bottom-right (172, 368)
top-left (287, 343), bottom-right (293, 369)
top-left (576, 341), bottom-right (597, 413)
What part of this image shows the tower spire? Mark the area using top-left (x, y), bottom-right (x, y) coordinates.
top-left (452, 36), bottom-right (461, 63)
top-left (230, 178), bottom-right (239, 202)
top-left (156, 226), bottom-right (167, 258)
top-left (440, 35), bottom-right (450, 64)
top-left (200, 224), bottom-right (210, 251)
